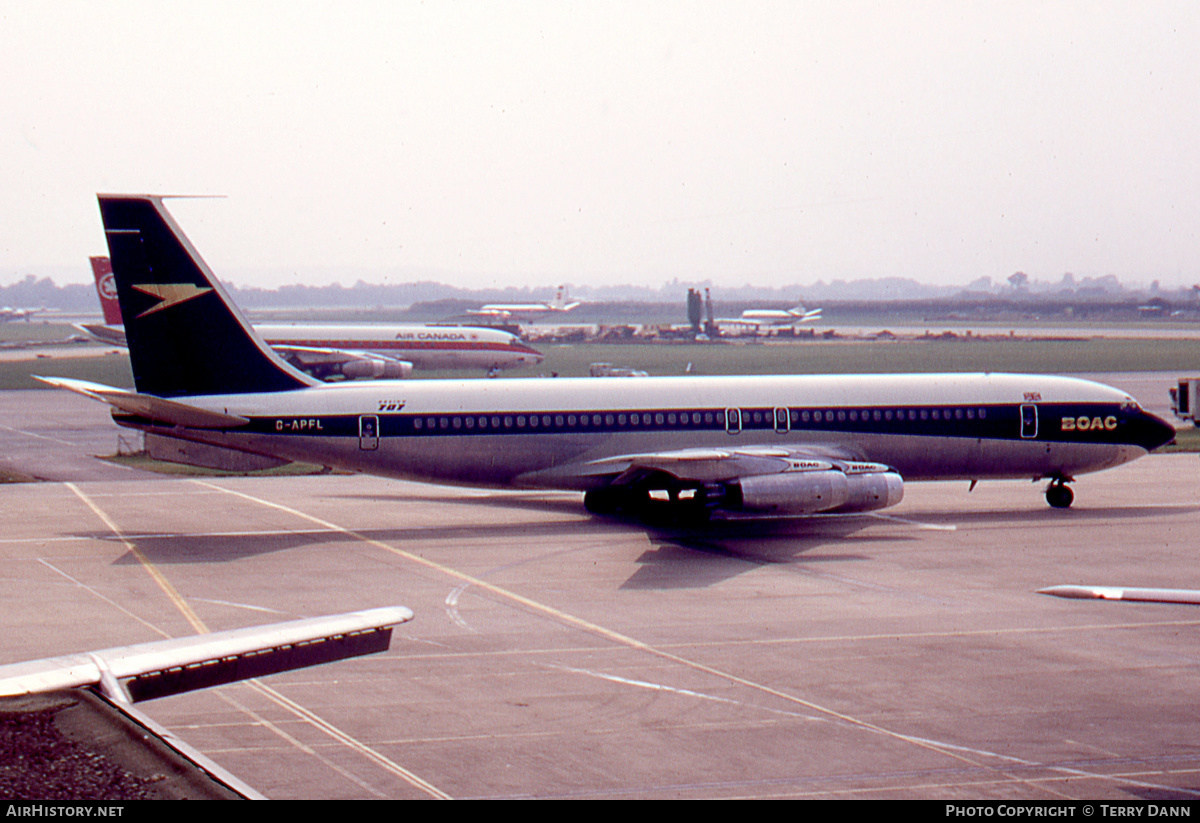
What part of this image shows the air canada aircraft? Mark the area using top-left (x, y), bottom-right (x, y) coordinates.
top-left (42, 195), bottom-right (1175, 519)
top-left (79, 256), bottom-right (544, 379)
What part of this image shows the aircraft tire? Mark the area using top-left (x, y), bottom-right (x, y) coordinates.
top-left (1046, 483), bottom-right (1074, 509)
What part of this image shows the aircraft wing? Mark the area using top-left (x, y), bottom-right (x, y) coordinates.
top-left (0, 606), bottom-right (413, 702)
top-left (33, 376), bottom-right (250, 429)
top-left (569, 444), bottom-right (903, 517)
top-left (582, 444), bottom-right (862, 481)
top-left (73, 322), bottom-right (128, 346)
top-left (272, 344), bottom-right (414, 379)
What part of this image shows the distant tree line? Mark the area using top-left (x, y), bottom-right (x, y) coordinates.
top-left (3, 269), bottom-right (1197, 316)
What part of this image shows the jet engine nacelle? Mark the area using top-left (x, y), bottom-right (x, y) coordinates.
top-left (735, 468), bottom-right (903, 515)
top-left (340, 359), bottom-right (414, 380)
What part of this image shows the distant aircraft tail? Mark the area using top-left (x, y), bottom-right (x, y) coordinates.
top-left (789, 306), bottom-right (822, 322)
top-left (551, 285), bottom-right (581, 312)
top-left (89, 256), bottom-right (123, 325)
top-left (98, 195), bottom-right (316, 397)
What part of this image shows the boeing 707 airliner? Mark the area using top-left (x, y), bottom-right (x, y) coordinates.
top-left (41, 195), bottom-right (1176, 520)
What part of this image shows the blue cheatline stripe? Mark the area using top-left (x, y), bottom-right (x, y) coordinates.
top-left (237, 402), bottom-right (1134, 445)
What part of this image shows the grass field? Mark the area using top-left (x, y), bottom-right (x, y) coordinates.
top-left (0, 321), bottom-right (86, 344)
top-left (497, 338), bottom-right (1200, 379)
top-left (1159, 426), bottom-right (1200, 453)
top-left (8, 333), bottom-right (1200, 390)
top-left (3, 350), bottom-right (136, 389)
top-left (6, 327), bottom-right (1198, 463)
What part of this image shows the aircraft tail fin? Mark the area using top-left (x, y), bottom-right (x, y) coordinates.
top-left (88, 256), bottom-right (123, 325)
top-left (98, 195), bottom-right (317, 397)
top-left (551, 285), bottom-right (580, 311)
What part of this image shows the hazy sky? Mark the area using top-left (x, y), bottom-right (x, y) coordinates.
top-left (2, 1), bottom-right (1198, 291)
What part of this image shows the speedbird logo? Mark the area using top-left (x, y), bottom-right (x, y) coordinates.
top-left (132, 283), bottom-right (213, 318)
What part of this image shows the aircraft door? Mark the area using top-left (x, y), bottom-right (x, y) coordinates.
top-left (1020, 404), bottom-right (1038, 439)
top-left (725, 407), bottom-right (742, 435)
top-left (774, 407), bottom-right (790, 434)
top-left (359, 415), bottom-right (379, 450)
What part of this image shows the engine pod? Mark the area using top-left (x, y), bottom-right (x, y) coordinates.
top-left (827, 471), bottom-right (904, 513)
top-left (736, 469), bottom-right (903, 514)
top-left (736, 470), bottom-right (850, 514)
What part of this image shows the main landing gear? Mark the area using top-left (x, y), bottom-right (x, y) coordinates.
top-left (1045, 478), bottom-right (1074, 509)
top-left (584, 480), bottom-right (716, 525)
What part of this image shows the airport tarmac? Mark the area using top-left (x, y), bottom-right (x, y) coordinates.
top-left (2, 385), bottom-right (1199, 799)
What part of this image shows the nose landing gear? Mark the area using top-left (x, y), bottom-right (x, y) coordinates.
top-left (1045, 478), bottom-right (1074, 509)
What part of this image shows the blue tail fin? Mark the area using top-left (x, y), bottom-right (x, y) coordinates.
top-left (98, 195), bottom-right (317, 397)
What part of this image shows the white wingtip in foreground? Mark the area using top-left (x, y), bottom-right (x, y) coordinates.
top-left (0, 606), bottom-right (413, 701)
top-left (0, 606), bottom-right (412, 799)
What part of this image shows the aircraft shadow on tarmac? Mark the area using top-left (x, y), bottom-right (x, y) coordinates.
top-left (620, 516), bottom-right (896, 590)
top-left (897, 502), bottom-right (1200, 528)
top-left (328, 489), bottom-right (907, 587)
top-left (93, 518), bottom-right (622, 566)
top-left (309, 487), bottom-right (1200, 527)
top-left (85, 495), bottom-right (897, 587)
top-left (94, 523), bottom-right (897, 596)
top-left (83, 489), bottom-right (1200, 588)
top-left (330, 490), bottom-right (589, 516)
top-left (1124, 786), bottom-right (1200, 803)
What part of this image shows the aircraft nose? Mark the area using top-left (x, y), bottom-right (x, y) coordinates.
top-left (1137, 410), bottom-right (1177, 451)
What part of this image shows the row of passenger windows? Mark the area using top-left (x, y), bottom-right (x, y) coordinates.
top-left (407, 407), bottom-right (990, 431)
top-left (412, 410), bottom-right (723, 430)
top-left (286, 340), bottom-right (484, 349)
top-left (790, 407), bottom-right (986, 423)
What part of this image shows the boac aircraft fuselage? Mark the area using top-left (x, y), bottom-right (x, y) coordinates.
top-left (42, 195), bottom-right (1176, 519)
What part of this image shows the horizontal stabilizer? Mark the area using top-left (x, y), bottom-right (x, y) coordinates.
top-left (33, 376), bottom-right (250, 429)
top-left (73, 322), bottom-right (128, 347)
top-left (0, 606), bottom-right (414, 702)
